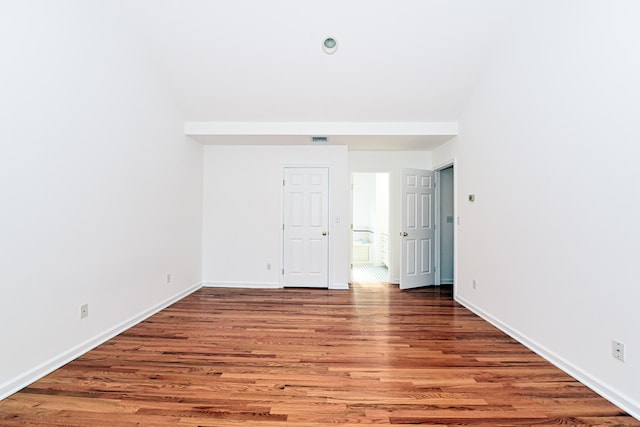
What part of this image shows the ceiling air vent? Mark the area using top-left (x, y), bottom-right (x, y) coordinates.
top-left (311, 136), bottom-right (328, 143)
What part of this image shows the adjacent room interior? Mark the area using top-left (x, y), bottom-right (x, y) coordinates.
top-left (351, 172), bottom-right (390, 283)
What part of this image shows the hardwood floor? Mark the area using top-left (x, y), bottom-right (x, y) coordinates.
top-left (1, 283), bottom-right (638, 426)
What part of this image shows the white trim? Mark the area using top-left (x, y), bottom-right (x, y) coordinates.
top-left (349, 173), bottom-right (354, 284)
top-left (432, 159), bottom-right (455, 172)
top-left (434, 169), bottom-right (441, 286)
top-left (185, 121), bottom-right (459, 137)
top-left (330, 282), bottom-right (350, 290)
top-left (0, 282), bottom-right (202, 401)
top-left (452, 159), bottom-right (458, 297)
top-left (203, 281), bottom-right (282, 289)
top-left (455, 294), bottom-right (640, 420)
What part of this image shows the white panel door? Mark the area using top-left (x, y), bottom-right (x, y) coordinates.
top-left (283, 167), bottom-right (329, 288)
top-left (400, 168), bottom-right (435, 289)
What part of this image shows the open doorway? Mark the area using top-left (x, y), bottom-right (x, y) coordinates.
top-left (436, 165), bottom-right (455, 286)
top-left (351, 172), bottom-right (390, 282)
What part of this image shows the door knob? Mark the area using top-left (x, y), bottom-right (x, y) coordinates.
top-left (322, 231), bottom-right (328, 236)
top-left (402, 232), bottom-right (408, 237)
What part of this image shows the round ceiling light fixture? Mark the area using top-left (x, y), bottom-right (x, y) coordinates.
top-left (322, 37), bottom-right (338, 54)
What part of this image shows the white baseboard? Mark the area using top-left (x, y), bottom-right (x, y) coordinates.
top-left (0, 282), bottom-right (202, 401)
top-left (455, 294), bottom-right (640, 420)
top-left (203, 281), bottom-right (282, 289)
top-left (204, 281), bottom-right (349, 290)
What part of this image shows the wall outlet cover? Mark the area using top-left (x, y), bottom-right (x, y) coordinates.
top-left (80, 304), bottom-right (89, 319)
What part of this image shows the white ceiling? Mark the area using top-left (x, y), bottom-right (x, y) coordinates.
top-left (123, 0), bottom-right (521, 149)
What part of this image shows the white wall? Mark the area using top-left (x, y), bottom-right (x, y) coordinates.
top-left (0, 2), bottom-right (203, 399)
top-left (432, 1), bottom-right (640, 417)
top-left (349, 151), bottom-right (431, 282)
top-left (202, 145), bottom-right (350, 289)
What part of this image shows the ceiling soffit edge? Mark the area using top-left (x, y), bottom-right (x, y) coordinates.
top-left (184, 122), bottom-right (459, 137)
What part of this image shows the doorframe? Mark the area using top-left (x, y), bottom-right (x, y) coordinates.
top-left (280, 164), bottom-right (333, 288)
top-left (349, 169), bottom-right (392, 284)
top-left (433, 158), bottom-right (457, 293)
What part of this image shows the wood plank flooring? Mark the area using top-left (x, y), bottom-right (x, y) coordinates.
top-left (1, 283), bottom-right (638, 426)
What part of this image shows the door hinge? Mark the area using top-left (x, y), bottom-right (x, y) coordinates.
top-left (282, 224), bottom-right (285, 230)
top-left (350, 224), bottom-right (353, 230)
top-left (282, 268), bottom-right (284, 275)
top-left (283, 179), bottom-right (285, 186)
top-left (350, 263), bottom-right (353, 269)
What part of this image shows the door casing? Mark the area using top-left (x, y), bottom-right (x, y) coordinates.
top-left (433, 158), bottom-right (457, 294)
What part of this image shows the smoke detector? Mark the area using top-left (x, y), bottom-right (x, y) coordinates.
top-left (322, 37), bottom-right (338, 55)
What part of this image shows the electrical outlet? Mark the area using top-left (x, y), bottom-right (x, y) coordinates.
top-left (612, 340), bottom-right (625, 362)
top-left (267, 263), bottom-right (271, 270)
top-left (472, 279), bottom-right (477, 290)
top-left (80, 304), bottom-right (89, 319)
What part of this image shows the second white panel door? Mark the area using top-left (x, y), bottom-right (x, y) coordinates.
top-left (400, 168), bottom-right (435, 289)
